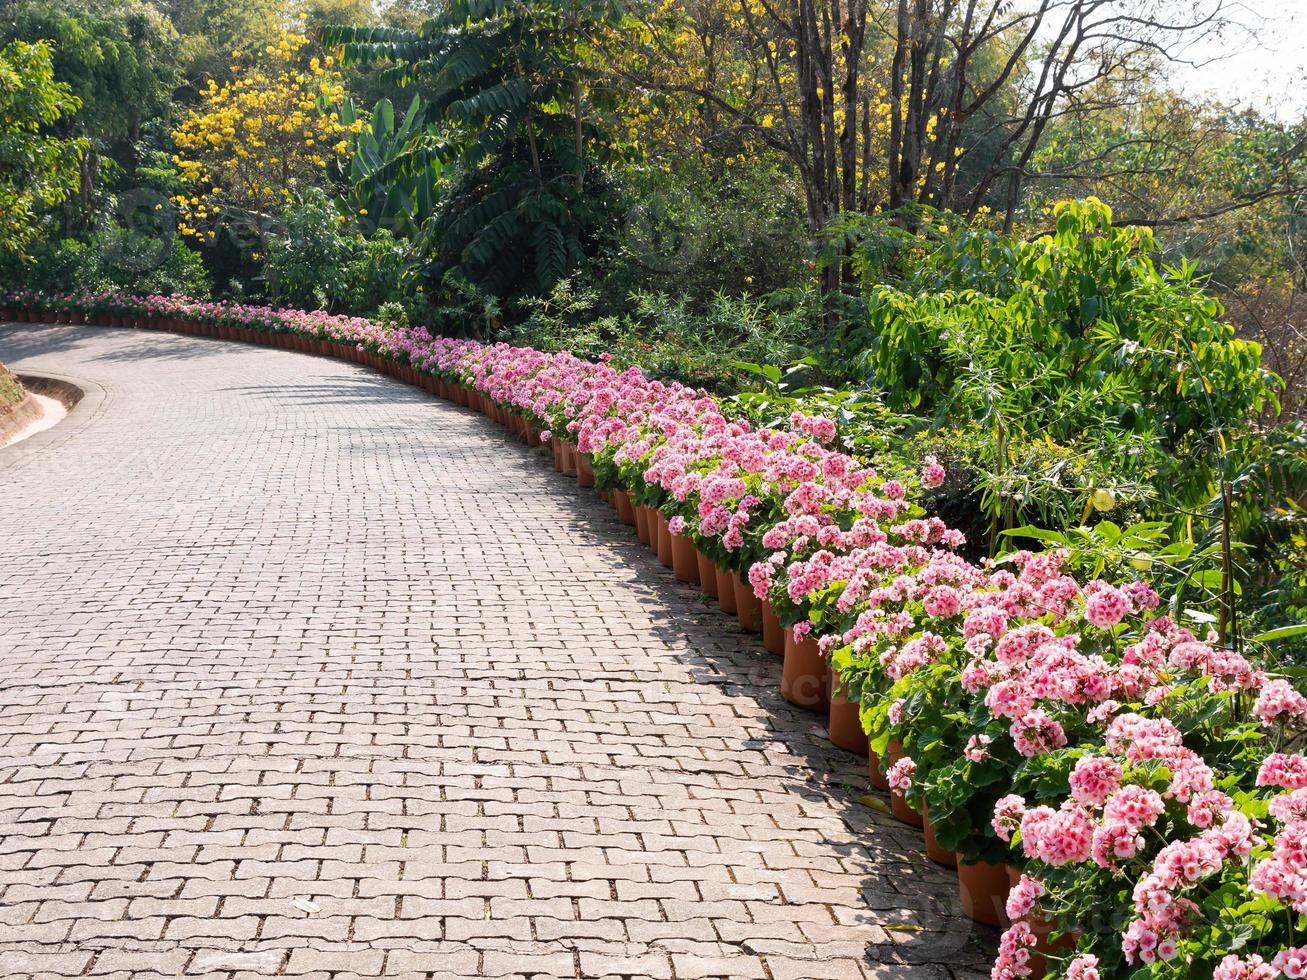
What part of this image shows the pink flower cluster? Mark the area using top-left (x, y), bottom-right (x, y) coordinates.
top-left (887, 755), bottom-right (916, 792)
top-left (994, 732), bottom-right (1307, 973)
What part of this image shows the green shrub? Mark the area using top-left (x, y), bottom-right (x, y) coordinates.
top-left (838, 198), bottom-right (1279, 531)
top-left (265, 189), bottom-right (416, 316)
top-left (504, 279), bottom-right (824, 394)
top-left (850, 200), bottom-right (1276, 476)
top-left (1, 226), bottom-right (210, 297)
top-left (596, 159), bottom-right (809, 310)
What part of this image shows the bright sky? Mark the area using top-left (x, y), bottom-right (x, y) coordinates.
top-left (1166, 0), bottom-right (1307, 118)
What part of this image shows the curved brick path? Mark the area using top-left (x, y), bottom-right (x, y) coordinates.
top-left (0, 325), bottom-right (991, 980)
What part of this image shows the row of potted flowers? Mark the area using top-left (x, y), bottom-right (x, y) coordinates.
top-left (6, 292), bottom-right (1305, 980)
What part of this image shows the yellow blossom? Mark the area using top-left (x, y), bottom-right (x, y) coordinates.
top-left (170, 31), bottom-right (354, 254)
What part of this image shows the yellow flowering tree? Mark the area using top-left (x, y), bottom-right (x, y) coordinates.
top-left (171, 31), bottom-right (360, 257)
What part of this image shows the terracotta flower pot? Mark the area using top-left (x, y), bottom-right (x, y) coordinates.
top-left (868, 750), bottom-right (890, 791)
top-left (781, 631), bottom-right (829, 711)
top-left (922, 804), bottom-right (958, 867)
top-left (526, 425), bottom-right (542, 448)
top-left (890, 791), bottom-right (924, 828)
top-left (613, 489), bottom-right (636, 525)
top-left (656, 513), bottom-right (674, 567)
top-left (716, 565), bottom-right (738, 615)
top-left (761, 601), bottom-right (785, 656)
top-left (732, 572), bottom-right (762, 633)
top-left (551, 438), bottom-right (564, 473)
top-left (696, 550), bottom-right (719, 598)
top-left (634, 505), bottom-right (652, 545)
top-left (562, 442), bottom-right (579, 476)
top-left (576, 452), bottom-right (596, 488)
top-left (958, 860), bottom-right (1011, 927)
top-left (827, 669), bottom-right (869, 756)
top-left (671, 532), bottom-right (699, 584)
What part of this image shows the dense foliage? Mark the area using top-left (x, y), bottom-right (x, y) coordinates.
top-left (326, 0), bottom-right (625, 303)
top-left (0, 39), bottom-right (84, 258)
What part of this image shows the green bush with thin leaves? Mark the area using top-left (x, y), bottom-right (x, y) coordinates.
top-left (845, 198), bottom-right (1279, 510)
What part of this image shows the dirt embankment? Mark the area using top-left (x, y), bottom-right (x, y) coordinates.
top-left (0, 362), bottom-right (45, 446)
top-left (0, 362), bottom-right (22, 412)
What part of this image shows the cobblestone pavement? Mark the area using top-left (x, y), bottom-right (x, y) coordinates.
top-left (0, 325), bottom-right (994, 980)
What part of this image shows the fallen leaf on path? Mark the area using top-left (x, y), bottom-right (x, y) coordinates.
top-left (859, 795), bottom-right (892, 814)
